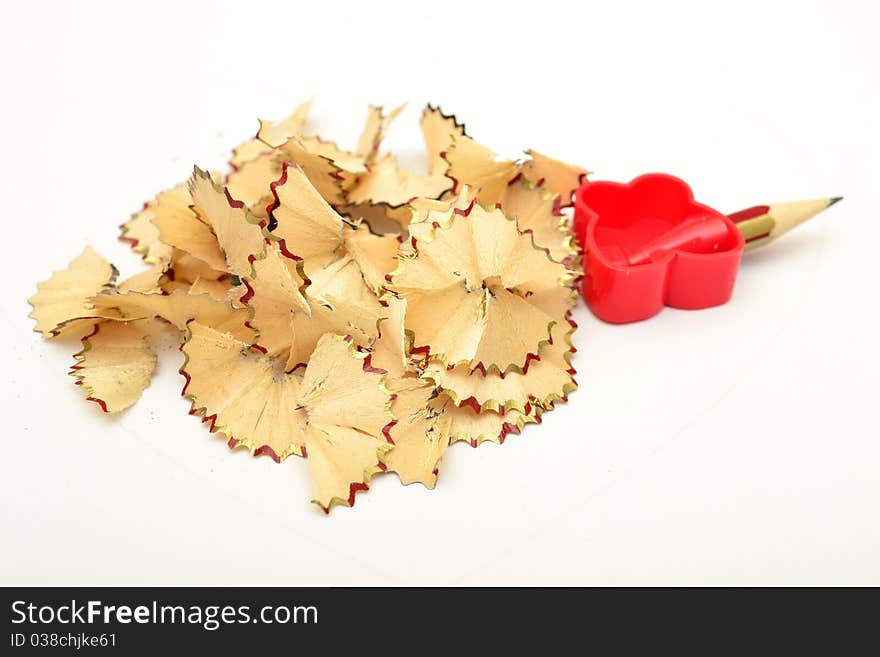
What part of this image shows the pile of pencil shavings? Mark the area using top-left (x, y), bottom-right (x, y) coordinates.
top-left (28, 102), bottom-right (588, 512)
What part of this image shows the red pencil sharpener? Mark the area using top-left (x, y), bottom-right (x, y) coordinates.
top-left (574, 173), bottom-right (744, 324)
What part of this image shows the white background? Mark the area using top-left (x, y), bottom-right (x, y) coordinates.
top-left (1, 0), bottom-right (877, 585)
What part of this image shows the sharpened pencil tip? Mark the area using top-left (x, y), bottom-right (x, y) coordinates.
top-left (829, 196), bottom-right (843, 207)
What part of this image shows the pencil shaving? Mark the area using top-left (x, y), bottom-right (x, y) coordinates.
top-left (29, 101), bottom-right (585, 512)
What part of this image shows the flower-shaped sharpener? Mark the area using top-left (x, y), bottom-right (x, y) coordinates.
top-left (574, 174), bottom-right (745, 323)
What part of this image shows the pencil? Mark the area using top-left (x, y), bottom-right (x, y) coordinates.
top-left (728, 197), bottom-right (842, 250)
